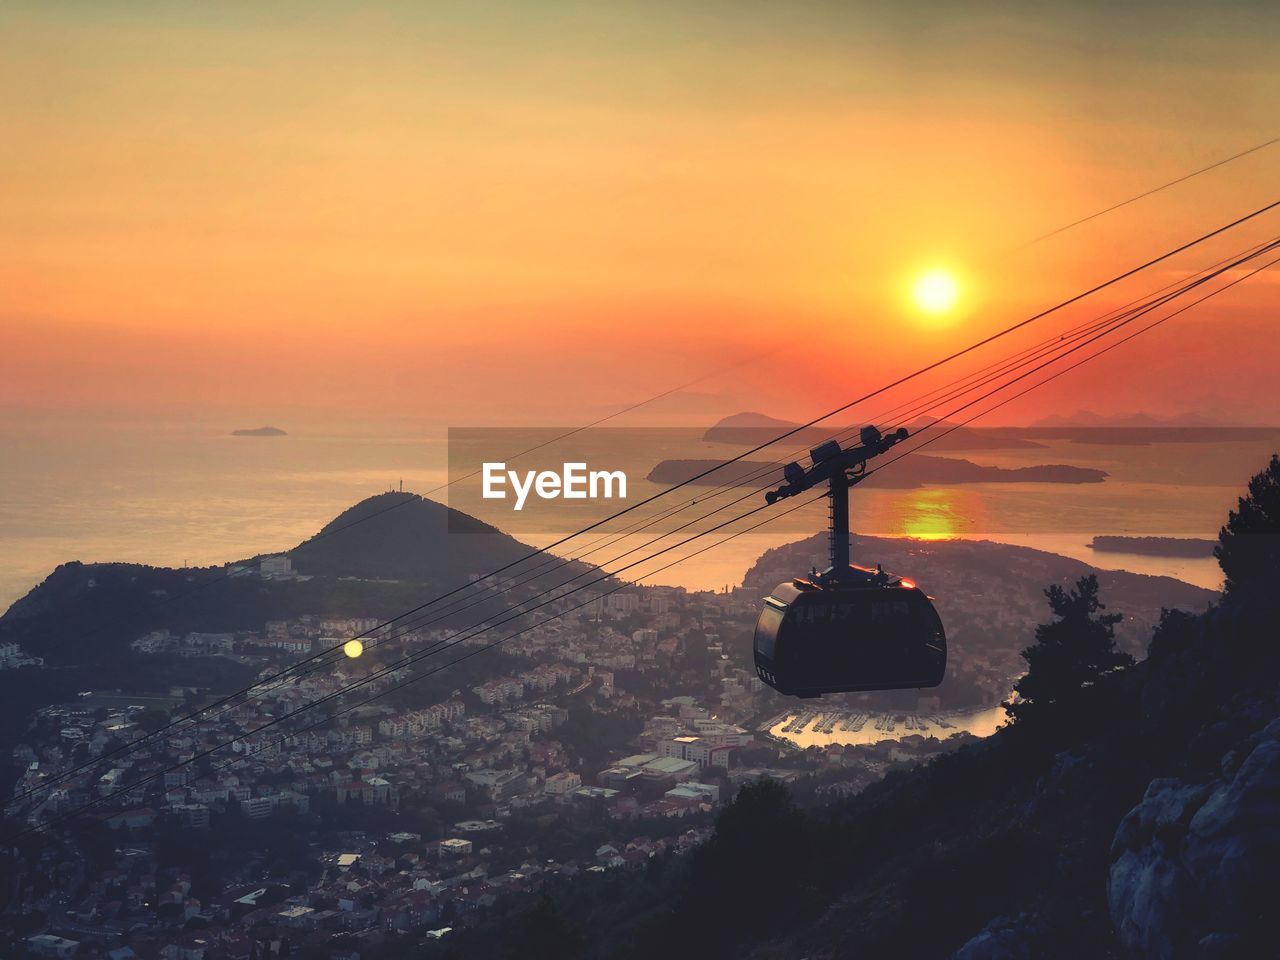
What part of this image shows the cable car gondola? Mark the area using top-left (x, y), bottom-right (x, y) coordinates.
top-left (753, 426), bottom-right (947, 698)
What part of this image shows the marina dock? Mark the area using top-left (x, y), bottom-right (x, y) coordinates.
top-left (768, 708), bottom-right (971, 739)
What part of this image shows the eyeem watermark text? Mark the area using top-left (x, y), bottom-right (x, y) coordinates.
top-left (482, 462), bottom-right (627, 511)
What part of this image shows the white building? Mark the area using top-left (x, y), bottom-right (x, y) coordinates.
top-left (259, 555), bottom-right (294, 578)
top-left (473, 677), bottom-right (524, 704)
top-left (27, 935), bottom-right (80, 958)
top-left (240, 796), bottom-right (274, 819)
top-left (544, 771), bottom-right (582, 797)
top-left (607, 593), bottom-right (640, 615)
top-left (439, 838), bottom-right (473, 858)
top-left (660, 736), bottom-right (737, 769)
top-left (665, 781), bottom-right (720, 804)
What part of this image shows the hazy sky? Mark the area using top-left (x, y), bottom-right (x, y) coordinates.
top-left (3, 1), bottom-right (1279, 428)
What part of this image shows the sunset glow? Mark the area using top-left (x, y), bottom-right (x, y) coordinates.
top-left (912, 270), bottom-right (961, 317)
top-left (2, 2), bottom-right (1279, 428)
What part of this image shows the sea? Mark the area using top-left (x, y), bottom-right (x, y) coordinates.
top-left (3, 420), bottom-right (1276, 613)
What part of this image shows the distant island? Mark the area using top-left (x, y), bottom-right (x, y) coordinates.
top-left (702, 412), bottom-right (1044, 450)
top-left (1023, 426), bottom-right (1280, 446)
top-left (647, 454), bottom-right (1106, 488)
top-left (1088, 535), bottom-right (1217, 558)
top-left (1032, 410), bottom-right (1220, 428)
top-left (702, 414), bottom-right (1280, 451)
top-left (231, 426), bottom-right (287, 437)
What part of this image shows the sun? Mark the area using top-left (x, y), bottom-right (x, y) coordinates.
top-left (344, 639), bottom-right (364, 659)
top-left (912, 269), bottom-right (960, 315)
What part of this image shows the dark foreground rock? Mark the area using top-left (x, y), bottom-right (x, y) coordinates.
top-left (1109, 712), bottom-right (1280, 959)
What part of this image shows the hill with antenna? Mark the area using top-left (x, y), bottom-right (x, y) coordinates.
top-left (285, 491), bottom-right (550, 583)
top-left (0, 493), bottom-right (591, 670)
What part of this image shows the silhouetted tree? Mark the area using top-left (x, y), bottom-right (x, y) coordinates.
top-left (1216, 453), bottom-right (1280, 597)
top-left (662, 780), bottom-right (814, 958)
top-left (1005, 575), bottom-right (1131, 723)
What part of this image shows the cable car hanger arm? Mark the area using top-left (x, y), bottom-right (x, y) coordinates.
top-left (761, 424), bottom-right (910, 584)
top-left (763, 425), bottom-right (910, 505)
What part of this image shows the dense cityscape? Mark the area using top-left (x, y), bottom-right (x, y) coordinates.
top-left (1, 518), bottom-right (1219, 960)
top-left (0, 555), bottom-right (1001, 960)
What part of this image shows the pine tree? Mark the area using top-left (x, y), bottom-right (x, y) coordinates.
top-left (1005, 575), bottom-right (1132, 723)
top-left (1216, 453), bottom-right (1280, 597)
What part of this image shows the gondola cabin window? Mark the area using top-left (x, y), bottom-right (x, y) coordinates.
top-left (755, 604), bottom-right (783, 659)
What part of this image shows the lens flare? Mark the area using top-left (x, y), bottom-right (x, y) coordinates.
top-left (344, 639), bottom-right (364, 659)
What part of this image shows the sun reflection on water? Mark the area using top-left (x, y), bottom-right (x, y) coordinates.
top-left (898, 489), bottom-right (963, 541)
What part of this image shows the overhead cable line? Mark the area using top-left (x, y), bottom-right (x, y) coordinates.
top-left (11, 218), bottom-right (1278, 809)
top-left (13, 227), bottom-right (1276, 842)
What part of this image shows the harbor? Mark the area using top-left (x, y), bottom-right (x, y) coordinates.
top-left (761, 704), bottom-right (1002, 749)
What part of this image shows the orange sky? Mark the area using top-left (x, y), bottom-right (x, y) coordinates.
top-left (3, 1), bottom-right (1279, 428)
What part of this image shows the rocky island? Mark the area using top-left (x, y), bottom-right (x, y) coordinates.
top-left (703, 411), bottom-right (1045, 450)
top-left (1088, 535), bottom-right (1217, 557)
top-left (647, 453), bottom-right (1107, 488)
